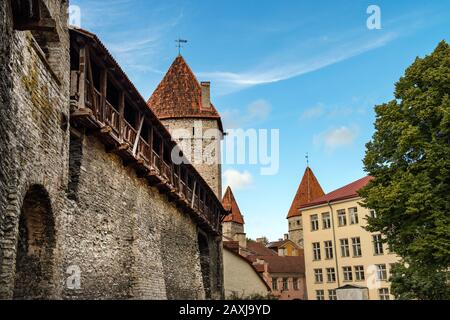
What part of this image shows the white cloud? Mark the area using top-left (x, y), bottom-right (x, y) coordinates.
top-left (199, 31), bottom-right (399, 95)
top-left (301, 104), bottom-right (325, 120)
top-left (223, 170), bottom-right (253, 191)
top-left (314, 126), bottom-right (358, 151)
top-left (222, 99), bottom-right (272, 129)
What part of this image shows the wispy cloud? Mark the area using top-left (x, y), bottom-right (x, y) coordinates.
top-left (314, 126), bottom-right (359, 152)
top-left (200, 31), bottom-right (398, 95)
top-left (223, 170), bottom-right (253, 191)
top-left (222, 99), bottom-right (272, 129)
top-left (72, 0), bottom-right (183, 77)
top-left (301, 104), bottom-right (326, 120)
top-left (300, 96), bottom-right (375, 122)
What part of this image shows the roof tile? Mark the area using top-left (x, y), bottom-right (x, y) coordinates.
top-left (287, 167), bottom-right (325, 218)
top-left (300, 176), bottom-right (373, 209)
top-left (147, 56), bottom-right (223, 131)
top-left (222, 187), bottom-right (245, 224)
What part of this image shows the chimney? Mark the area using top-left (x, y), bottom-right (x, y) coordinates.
top-left (235, 233), bottom-right (247, 249)
top-left (284, 234), bottom-right (289, 240)
top-left (201, 82), bottom-right (211, 109)
top-left (256, 237), bottom-right (268, 245)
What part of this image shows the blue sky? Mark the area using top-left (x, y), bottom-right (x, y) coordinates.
top-left (71, 0), bottom-right (450, 241)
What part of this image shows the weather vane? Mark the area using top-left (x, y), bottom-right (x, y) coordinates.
top-left (175, 38), bottom-right (188, 56)
top-left (306, 153), bottom-right (310, 167)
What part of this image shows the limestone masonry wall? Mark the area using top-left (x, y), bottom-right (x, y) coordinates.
top-left (0, 0), bottom-right (223, 300)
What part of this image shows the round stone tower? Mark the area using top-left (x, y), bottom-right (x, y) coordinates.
top-left (147, 56), bottom-right (224, 197)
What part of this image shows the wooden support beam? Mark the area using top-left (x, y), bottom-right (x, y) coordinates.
top-left (118, 92), bottom-right (125, 143)
top-left (133, 116), bottom-right (145, 157)
top-left (191, 181), bottom-right (197, 208)
top-left (78, 45), bottom-right (86, 110)
top-left (149, 126), bottom-right (154, 164)
top-left (100, 69), bottom-right (107, 122)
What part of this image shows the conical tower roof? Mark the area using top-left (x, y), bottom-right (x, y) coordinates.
top-left (147, 55), bottom-right (223, 130)
top-left (287, 167), bottom-right (325, 219)
top-left (222, 187), bottom-right (245, 225)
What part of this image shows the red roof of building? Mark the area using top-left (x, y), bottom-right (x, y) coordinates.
top-left (222, 187), bottom-right (245, 225)
top-left (300, 176), bottom-right (373, 209)
top-left (245, 241), bottom-right (277, 256)
top-left (147, 55), bottom-right (223, 132)
top-left (246, 254), bottom-right (305, 274)
top-left (287, 167), bottom-right (325, 219)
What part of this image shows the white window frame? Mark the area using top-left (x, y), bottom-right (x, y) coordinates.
top-left (343, 266), bottom-right (353, 282)
top-left (324, 240), bottom-right (334, 260)
top-left (272, 278), bottom-right (278, 291)
top-left (282, 278), bottom-right (289, 291)
top-left (354, 265), bottom-right (365, 281)
top-left (314, 269), bottom-right (324, 284)
top-left (349, 207), bottom-right (359, 225)
top-left (316, 290), bottom-right (325, 301)
top-left (311, 214), bottom-right (319, 231)
top-left (340, 239), bottom-right (350, 257)
top-left (322, 212), bottom-right (331, 229)
top-left (326, 268), bottom-right (336, 283)
top-left (376, 264), bottom-right (388, 281)
top-left (328, 289), bottom-right (337, 300)
top-left (373, 234), bottom-right (384, 255)
top-left (313, 242), bottom-right (321, 261)
top-left (337, 209), bottom-right (347, 227)
top-left (293, 278), bottom-right (299, 291)
top-left (379, 288), bottom-right (390, 300)
top-left (352, 237), bottom-right (362, 257)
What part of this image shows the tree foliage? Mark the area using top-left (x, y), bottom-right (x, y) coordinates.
top-left (359, 41), bottom-right (450, 300)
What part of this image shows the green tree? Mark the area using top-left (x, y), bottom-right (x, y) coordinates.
top-left (359, 41), bottom-right (450, 300)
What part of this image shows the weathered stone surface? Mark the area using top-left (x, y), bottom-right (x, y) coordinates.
top-left (0, 0), bottom-right (223, 300)
top-left (162, 118), bottom-right (223, 198)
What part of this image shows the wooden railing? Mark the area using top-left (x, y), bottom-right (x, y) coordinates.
top-left (104, 101), bottom-right (120, 137)
top-left (152, 151), bottom-right (161, 174)
top-left (123, 120), bottom-right (137, 146)
top-left (161, 162), bottom-right (171, 184)
top-left (138, 138), bottom-right (152, 163)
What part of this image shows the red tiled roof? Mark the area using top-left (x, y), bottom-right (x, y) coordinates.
top-left (245, 241), bottom-right (277, 256)
top-left (287, 167), bottom-right (325, 219)
top-left (147, 55), bottom-right (223, 132)
top-left (222, 187), bottom-right (245, 225)
top-left (300, 176), bottom-right (373, 209)
top-left (247, 255), bottom-right (305, 274)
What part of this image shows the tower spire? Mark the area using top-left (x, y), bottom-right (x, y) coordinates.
top-left (175, 38), bottom-right (188, 56)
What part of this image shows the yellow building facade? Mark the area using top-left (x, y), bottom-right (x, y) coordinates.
top-left (301, 177), bottom-right (400, 300)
